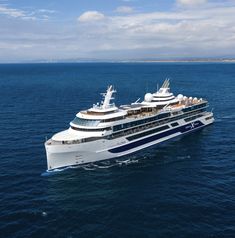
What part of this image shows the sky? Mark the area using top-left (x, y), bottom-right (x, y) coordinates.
top-left (0, 0), bottom-right (235, 62)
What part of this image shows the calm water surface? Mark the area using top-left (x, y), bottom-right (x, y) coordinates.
top-left (0, 63), bottom-right (235, 237)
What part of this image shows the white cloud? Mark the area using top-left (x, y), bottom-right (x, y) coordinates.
top-left (116, 6), bottom-right (134, 14)
top-left (78, 11), bottom-right (105, 22)
top-left (176, 0), bottom-right (207, 7)
top-left (0, 2), bottom-right (235, 61)
top-left (38, 9), bottom-right (56, 14)
top-left (0, 5), bottom-right (26, 18)
top-left (73, 4), bottom-right (235, 58)
top-left (0, 4), bottom-right (56, 20)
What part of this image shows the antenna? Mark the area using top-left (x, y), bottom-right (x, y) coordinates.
top-left (161, 78), bottom-right (170, 88)
top-left (134, 98), bottom-right (141, 103)
top-left (101, 85), bottom-right (116, 109)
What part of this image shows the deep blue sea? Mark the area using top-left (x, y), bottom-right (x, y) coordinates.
top-left (0, 63), bottom-right (235, 238)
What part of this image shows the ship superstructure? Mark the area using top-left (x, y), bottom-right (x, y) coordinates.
top-left (45, 80), bottom-right (214, 170)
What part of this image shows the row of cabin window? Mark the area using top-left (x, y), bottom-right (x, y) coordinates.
top-left (127, 112), bottom-right (205, 142)
top-left (112, 108), bottom-right (206, 137)
top-left (184, 114), bottom-right (204, 122)
top-left (109, 119), bottom-right (170, 140)
top-left (182, 103), bottom-right (207, 113)
top-left (114, 111), bottom-right (205, 140)
top-left (127, 125), bottom-right (169, 141)
top-left (113, 112), bottom-right (171, 132)
top-left (173, 109), bottom-right (205, 123)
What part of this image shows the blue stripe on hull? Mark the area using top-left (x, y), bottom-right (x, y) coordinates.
top-left (108, 120), bottom-right (204, 153)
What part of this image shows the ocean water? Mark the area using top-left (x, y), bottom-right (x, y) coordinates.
top-left (0, 63), bottom-right (235, 237)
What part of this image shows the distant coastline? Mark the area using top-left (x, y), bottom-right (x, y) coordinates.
top-left (1, 58), bottom-right (235, 64)
top-left (129, 58), bottom-right (235, 63)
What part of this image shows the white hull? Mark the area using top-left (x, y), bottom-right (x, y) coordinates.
top-left (45, 113), bottom-right (214, 170)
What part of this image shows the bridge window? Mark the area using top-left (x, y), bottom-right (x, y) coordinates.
top-left (72, 117), bottom-right (100, 127)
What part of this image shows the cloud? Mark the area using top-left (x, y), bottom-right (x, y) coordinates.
top-left (0, 2), bottom-right (235, 62)
top-left (0, 4), bottom-right (56, 20)
top-left (0, 5), bottom-right (26, 18)
top-left (78, 11), bottom-right (105, 22)
top-left (38, 9), bottom-right (56, 14)
top-left (115, 6), bottom-right (134, 14)
top-left (176, 0), bottom-right (207, 7)
top-left (73, 4), bottom-right (235, 58)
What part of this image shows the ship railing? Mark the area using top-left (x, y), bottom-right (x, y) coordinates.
top-left (92, 103), bottom-right (115, 109)
top-left (46, 139), bottom-right (81, 145)
top-left (47, 136), bottom-right (103, 145)
top-left (110, 118), bottom-right (172, 139)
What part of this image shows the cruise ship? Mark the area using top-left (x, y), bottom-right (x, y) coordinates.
top-left (45, 79), bottom-right (214, 170)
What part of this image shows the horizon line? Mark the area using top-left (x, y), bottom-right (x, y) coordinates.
top-left (1, 58), bottom-right (235, 64)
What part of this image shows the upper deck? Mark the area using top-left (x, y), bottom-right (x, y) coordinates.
top-left (123, 97), bottom-right (206, 119)
top-left (75, 79), bottom-right (206, 123)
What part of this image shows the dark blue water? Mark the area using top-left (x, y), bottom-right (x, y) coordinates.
top-left (0, 63), bottom-right (235, 237)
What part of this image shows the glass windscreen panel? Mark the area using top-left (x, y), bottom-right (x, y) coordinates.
top-left (72, 117), bottom-right (100, 127)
